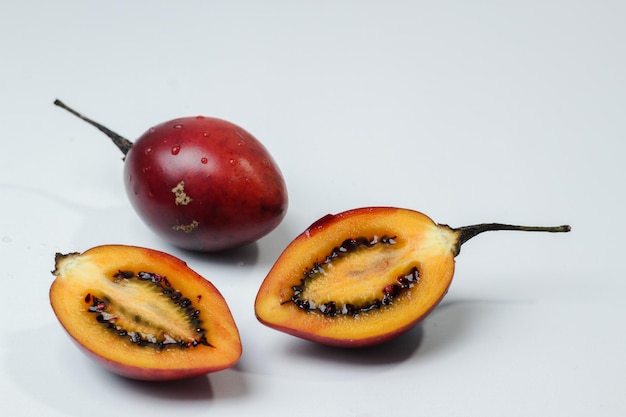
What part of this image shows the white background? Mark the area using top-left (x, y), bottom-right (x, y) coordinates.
top-left (1, 1), bottom-right (625, 416)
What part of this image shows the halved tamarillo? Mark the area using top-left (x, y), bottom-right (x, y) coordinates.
top-left (50, 245), bottom-right (241, 380)
top-left (254, 207), bottom-right (571, 347)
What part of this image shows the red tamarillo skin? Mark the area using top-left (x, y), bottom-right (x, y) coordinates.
top-left (54, 100), bottom-right (288, 252)
top-left (124, 116), bottom-right (288, 251)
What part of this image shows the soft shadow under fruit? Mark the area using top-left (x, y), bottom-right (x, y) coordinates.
top-left (254, 206), bottom-right (570, 347)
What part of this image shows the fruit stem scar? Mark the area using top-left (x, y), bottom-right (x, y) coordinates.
top-left (53, 99), bottom-right (134, 156)
top-left (452, 223), bottom-right (571, 255)
top-left (171, 181), bottom-right (193, 205)
top-left (173, 220), bottom-right (199, 233)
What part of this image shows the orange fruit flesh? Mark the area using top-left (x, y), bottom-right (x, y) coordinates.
top-left (50, 245), bottom-right (241, 380)
top-left (255, 207), bottom-right (459, 347)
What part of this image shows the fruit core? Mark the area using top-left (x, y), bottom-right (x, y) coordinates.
top-left (287, 236), bottom-right (421, 317)
top-left (85, 270), bottom-right (210, 349)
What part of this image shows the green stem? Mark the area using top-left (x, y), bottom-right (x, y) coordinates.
top-left (54, 99), bottom-right (133, 156)
top-left (454, 223), bottom-right (571, 255)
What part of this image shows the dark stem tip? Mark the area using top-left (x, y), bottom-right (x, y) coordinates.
top-left (53, 98), bottom-right (134, 156)
top-left (453, 222), bottom-right (571, 255)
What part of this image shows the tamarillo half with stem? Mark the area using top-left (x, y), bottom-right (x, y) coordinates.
top-left (254, 207), bottom-right (571, 347)
top-left (54, 99), bottom-right (288, 252)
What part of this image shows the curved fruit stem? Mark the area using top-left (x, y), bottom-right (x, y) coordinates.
top-left (54, 99), bottom-right (133, 156)
top-left (453, 223), bottom-right (571, 256)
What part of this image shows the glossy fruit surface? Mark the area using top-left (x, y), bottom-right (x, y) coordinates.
top-left (124, 116), bottom-right (288, 251)
top-left (54, 100), bottom-right (288, 252)
top-left (50, 245), bottom-right (242, 380)
top-left (255, 207), bottom-right (570, 347)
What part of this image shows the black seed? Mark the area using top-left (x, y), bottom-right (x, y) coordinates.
top-left (84, 293), bottom-right (91, 303)
top-left (323, 302), bottom-right (337, 316)
top-left (344, 303), bottom-right (358, 316)
top-left (381, 284), bottom-right (400, 305)
top-left (294, 298), bottom-right (310, 310)
top-left (382, 294), bottom-right (392, 305)
top-left (116, 270), bottom-right (135, 279)
top-left (380, 235), bottom-right (397, 244)
top-left (341, 238), bottom-right (358, 252)
top-left (89, 299), bottom-right (106, 313)
top-left (137, 271), bottom-right (153, 280)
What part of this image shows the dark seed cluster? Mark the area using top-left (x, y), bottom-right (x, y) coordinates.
top-left (382, 267), bottom-right (419, 305)
top-left (290, 236), bottom-right (421, 317)
top-left (84, 270), bottom-right (210, 349)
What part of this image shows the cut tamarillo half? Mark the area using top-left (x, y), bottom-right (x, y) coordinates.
top-left (254, 207), bottom-right (571, 348)
top-left (50, 245), bottom-right (241, 380)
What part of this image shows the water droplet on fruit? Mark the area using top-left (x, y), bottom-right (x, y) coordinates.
top-left (229, 159), bottom-right (238, 165)
top-left (171, 145), bottom-right (181, 155)
top-left (149, 127), bottom-right (155, 133)
top-left (195, 115), bottom-right (205, 120)
top-left (203, 132), bottom-right (209, 137)
top-left (145, 146), bottom-right (153, 155)
top-left (173, 124), bottom-right (183, 129)
top-left (201, 157), bottom-right (208, 164)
